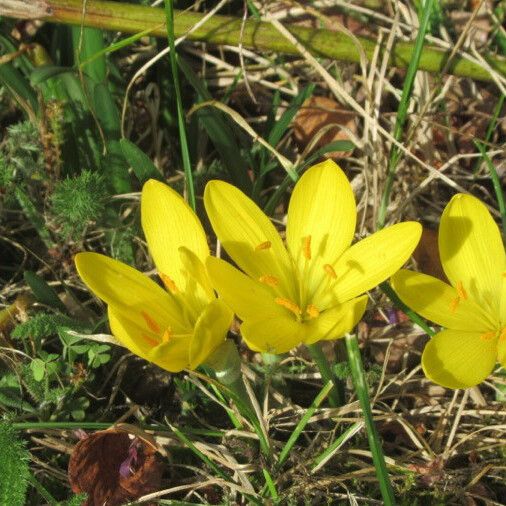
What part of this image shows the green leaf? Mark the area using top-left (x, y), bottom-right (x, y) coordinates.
top-left (23, 272), bottom-right (66, 312)
top-left (30, 359), bottom-right (46, 382)
top-left (119, 138), bottom-right (162, 183)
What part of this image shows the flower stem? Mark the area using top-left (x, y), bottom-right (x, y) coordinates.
top-left (206, 340), bottom-right (271, 457)
top-left (6, 0), bottom-right (505, 82)
top-left (345, 333), bottom-right (396, 505)
top-left (307, 342), bottom-right (344, 407)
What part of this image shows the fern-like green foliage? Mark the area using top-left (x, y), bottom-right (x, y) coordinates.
top-left (50, 170), bottom-right (108, 239)
top-left (12, 313), bottom-right (77, 342)
top-left (0, 121), bottom-right (45, 194)
top-left (0, 423), bottom-right (30, 506)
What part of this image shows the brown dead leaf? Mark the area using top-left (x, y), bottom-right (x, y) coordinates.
top-left (68, 429), bottom-right (163, 506)
top-left (292, 96), bottom-right (356, 159)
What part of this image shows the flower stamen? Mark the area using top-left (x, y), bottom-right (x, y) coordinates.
top-left (140, 311), bottom-right (161, 333)
top-left (162, 328), bottom-right (172, 343)
top-left (480, 331), bottom-right (496, 341)
top-left (275, 297), bottom-right (302, 317)
top-left (323, 264), bottom-right (337, 279)
top-left (259, 275), bottom-right (279, 287)
top-left (500, 328), bottom-right (506, 341)
top-left (456, 281), bottom-right (468, 300)
top-left (449, 297), bottom-right (460, 313)
top-left (255, 241), bottom-right (272, 251)
top-left (302, 235), bottom-right (312, 260)
top-left (160, 273), bottom-right (178, 294)
top-left (306, 304), bottom-right (320, 319)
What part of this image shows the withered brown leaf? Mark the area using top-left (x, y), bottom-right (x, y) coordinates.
top-left (68, 429), bottom-right (163, 506)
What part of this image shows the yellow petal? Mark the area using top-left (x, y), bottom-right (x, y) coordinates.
top-left (141, 179), bottom-right (209, 290)
top-left (206, 256), bottom-right (286, 321)
top-left (204, 180), bottom-right (296, 299)
top-left (189, 299), bottom-right (234, 369)
top-left (391, 270), bottom-right (496, 331)
top-left (108, 306), bottom-right (152, 359)
top-left (108, 306), bottom-right (191, 372)
top-left (422, 329), bottom-right (497, 388)
top-left (75, 252), bottom-right (188, 332)
top-left (500, 275), bottom-right (506, 327)
top-left (439, 193), bottom-right (505, 311)
top-left (286, 160), bottom-right (356, 273)
top-left (497, 331), bottom-right (506, 367)
top-left (319, 222), bottom-right (422, 305)
top-left (179, 247), bottom-right (215, 302)
top-left (304, 295), bottom-right (368, 344)
top-left (240, 314), bottom-right (306, 354)
top-left (146, 334), bottom-right (192, 372)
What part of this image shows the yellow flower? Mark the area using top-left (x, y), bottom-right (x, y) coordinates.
top-left (75, 180), bottom-right (233, 372)
top-left (392, 193), bottom-right (506, 389)
top-left (204, 160), bottom-right (422, 354)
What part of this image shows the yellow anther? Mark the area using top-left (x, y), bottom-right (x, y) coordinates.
top-left (323, 264), bottom-right (337, 279)
top-left (500, 328), bottom-right (506, 341)
top-left (259, 275), bottom-right (279, 287)
top-left (502, 272), bottom-right (506, 278)
top-left (275, 297), bottom-right (302, 317)
top-left (302, 235), bottom-right (312, 260)
top-left (140, 311), bottom-right (161, 334)
top-left (255, 241), bottom-right (272, 251)
top-left (306, 304), bottom-right (320, 319)
top-left (456, 281), bottom-right (468, 300)
top-left (160, 273), bottom-right (178, 294)
top-left (449, 297), bottom-right (460, 313)
top-left (162, 328), bottom-right (172, 343)
top-left (480, 330), bottom-right (496, 341)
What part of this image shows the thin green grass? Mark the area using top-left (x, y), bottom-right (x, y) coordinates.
top-left (163, 0), bottom-right (196, 210)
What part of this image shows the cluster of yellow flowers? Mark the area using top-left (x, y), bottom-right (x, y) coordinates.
top-left (75, 160), bottom-right (506, 390)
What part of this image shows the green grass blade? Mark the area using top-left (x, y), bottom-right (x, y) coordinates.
top-left (262, 468), bottom-right (279, 502)
top-left (311, 422), bottom-right (363, 471)
top-left (163, 0), bottom-right (195, 210)
top-left (276, 381), bottom-right (333, 468)
top-left (345, 334), bottom-right (396, 505)
top-left (377, 0), bottom-right (435, 228)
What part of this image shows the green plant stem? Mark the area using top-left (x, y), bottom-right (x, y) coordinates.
top-left (4, 0), bottom-right (502, 82)
top-left (474, 141), bottom-right (506, 237)
top-left (344, 334), bottom-right (396, 505)
top-left (377, 0), bottom-right (435, 229)
top-left (163, 0), bottom-right (195, 210)
top-left (307, 342), bottom-right (344, 407)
